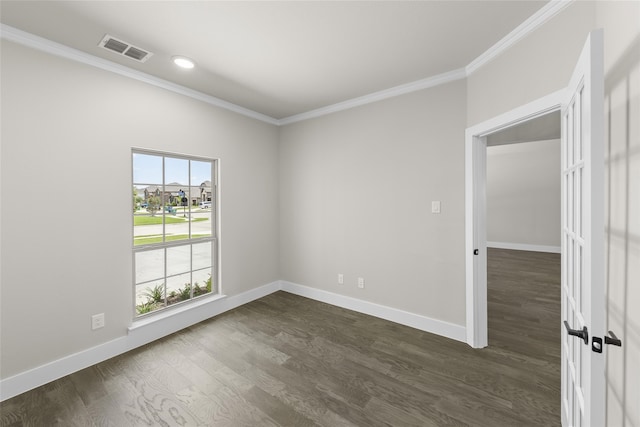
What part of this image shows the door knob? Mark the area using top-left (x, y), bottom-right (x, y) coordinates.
top-left (564, 320), bottom-right (589, 345)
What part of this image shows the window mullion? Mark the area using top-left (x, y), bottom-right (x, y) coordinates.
top-left (163, 247), bottom-right (168, 307)
top-left (188, 160), bottom-right (192, 240)
top-left (190, 243), bottom-right (194, 299)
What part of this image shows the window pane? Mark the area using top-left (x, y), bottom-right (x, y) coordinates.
top-left (167, 245), bottom-right (191, 277)
top-left (191, 161), bottom-right (212, 239)
top-left (191, 161), bottom-right (211, 186)
top-left (134, 208), bottom-right (164, 246)
top-left (135, 249), bottom-right (164, 284)
top-left (165, 157), bottom-right (189, 186)
top-left (192, 241), bottom-right (212, 270)
top-left (164, 208), bottom-right (189, 243)
top-left (193, 268), bottom-right (213, 296)
top-left (135, 281), bottom-right (166, 314)
top-left (191, 212), bottom-right (211, 239)
top-left (167, 273), bottom-right (192, 304)
top-left (193, 180), bottom-right (212, 239)
top-left (133, 153), bottom-right (162, 184)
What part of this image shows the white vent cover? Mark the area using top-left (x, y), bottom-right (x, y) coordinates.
top-left (98, 35), bottom-right (153, 63)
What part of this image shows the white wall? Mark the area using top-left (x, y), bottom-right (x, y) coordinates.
top-left (279, 80), bottom-right (467, 327)
top-left (0, 40), bottom-right (280, 379)
top-left (597, 2), bottom-right (640, 426)
top-left (487, 139), bottom-right (561, 251)
top-left (467, 1), bottom-right (597, 126)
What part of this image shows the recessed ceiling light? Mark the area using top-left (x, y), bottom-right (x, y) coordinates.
top-left (172, 56), bottom-right (195, 69)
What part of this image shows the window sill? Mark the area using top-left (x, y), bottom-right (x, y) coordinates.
top-left (128, 293), bottom-right (227, 333)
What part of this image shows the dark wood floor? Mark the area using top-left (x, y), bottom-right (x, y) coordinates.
top-left (1, 248), bottom-right (560, 426)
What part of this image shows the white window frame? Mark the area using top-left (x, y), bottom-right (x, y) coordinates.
top-left (132, 148), bottom-right (219, 318)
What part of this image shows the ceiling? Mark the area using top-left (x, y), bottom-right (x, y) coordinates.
top-left (1, 1), bottom-right (548, 120)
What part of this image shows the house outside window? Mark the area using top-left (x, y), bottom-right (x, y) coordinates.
top-left (132, 149), bottom-right (218, 317)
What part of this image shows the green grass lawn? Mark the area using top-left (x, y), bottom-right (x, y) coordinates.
top-left (134, 215), bottom-right (207, 226)
top-left (134, 234), bottom-right (211, 245)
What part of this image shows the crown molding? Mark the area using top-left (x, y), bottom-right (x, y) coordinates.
top-left (465, 0), bottom-right (574, 75)
top-left (278, 0), bottom-right (575, 124)
top-left (3, 0), bottom-right (574, 127)
top-left (278, 67), bottom-right (467, 125)
top-left (0, 24), bottom-right (280, 126)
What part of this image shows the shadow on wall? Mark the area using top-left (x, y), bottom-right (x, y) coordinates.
top-left (604, 34), bottom-right (640, 427)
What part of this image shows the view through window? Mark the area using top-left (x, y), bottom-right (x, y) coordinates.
top-left (132, 150), bottom-right (217, 316)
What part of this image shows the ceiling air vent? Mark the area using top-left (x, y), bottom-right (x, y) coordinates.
top-left (99, 35), bottom-right (153, 63)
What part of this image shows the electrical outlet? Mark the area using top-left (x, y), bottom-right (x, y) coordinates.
top-left (431, 201), bottom-right (441, 214)
top-left (92, 313), bottom-right (105, 330)
top-left (357, 277), bottom-right (365, 289)
top-left (338, 273), bottom-right (344, 285)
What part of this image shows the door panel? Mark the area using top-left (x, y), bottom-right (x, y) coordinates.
top-left (561, 29), bottom-right (605, 427)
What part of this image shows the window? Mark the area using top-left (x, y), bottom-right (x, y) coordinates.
top-left (132, 149), bottom-right (217, 317)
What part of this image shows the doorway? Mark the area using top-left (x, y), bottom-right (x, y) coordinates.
top-left (483, 130), bottom-right (563, 420)
top-left (464, 104), bottom-right (566, 426)
top-left (465, 30), bottom-right (606, 427)
top-left (485, 128), bottom-right (562, 351)
top-left (464, 90), bottom-right (564, 349)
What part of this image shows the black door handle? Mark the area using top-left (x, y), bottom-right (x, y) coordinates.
top-left (564, 320), bottom-right (589, 345)
top-left (604, 331), bottom-right (622, 347)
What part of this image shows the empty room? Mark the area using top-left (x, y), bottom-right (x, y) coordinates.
top-left (1, 1), bottom-right (638, 426)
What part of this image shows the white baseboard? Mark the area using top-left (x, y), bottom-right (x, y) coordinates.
top-left (280, 281), bottom-right (467, 343)
top-left (1, 279), bottom-right (468, 401)
top-left (0, 281), bottom-right (281, 402)
top-left (487, 241), bottom-right (561, 253)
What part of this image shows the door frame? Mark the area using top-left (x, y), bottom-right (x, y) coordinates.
top-left (466, 30), bottom-right (605, 427)
top-left (464, 89), bottom-right (565, 348)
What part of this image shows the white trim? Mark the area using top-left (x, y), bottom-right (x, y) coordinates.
top-left (487, 241), bottom-right (561, 254)
top-left (466, 90), bottom-right (566, 138)
top-left (278, 68), bottom-right (467, 125)
top-left (0, 279), bottom-right (468, 401)
top-left (0, 24), bottom-right (279, 126)
top-left (465, 91), bottom-right (564, 348)
top-left (466, 0), bottom-right (574, 74)
top-left (0, 281), bottom-right (280, 402)
top-left (465, 134), bottom-right (488, 348)
top-left (128, 293), bottom-right (227, 332)
top-left (0, 277), bottom-right (471, 401)
top-left (280, 281), bottom-right (467, 343)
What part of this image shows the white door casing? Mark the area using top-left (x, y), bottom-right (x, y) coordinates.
top-left (560, 29), bottom-right (605, 427)
top-left (464, 134), bottom-right (488, 347)
top-left (465, 90), bottom-right (564, 348)
top-left (464, 30), bottom-right (605, 427)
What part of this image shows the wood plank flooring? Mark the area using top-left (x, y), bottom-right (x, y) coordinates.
top-left (1, 248), bottom-right (560, 426)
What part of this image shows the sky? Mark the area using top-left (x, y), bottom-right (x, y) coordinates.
top-left (133, 152), bottom-right (212, 187)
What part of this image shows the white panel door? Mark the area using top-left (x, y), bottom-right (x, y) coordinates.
top-left (561, 29), bottom-right (605, 427)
